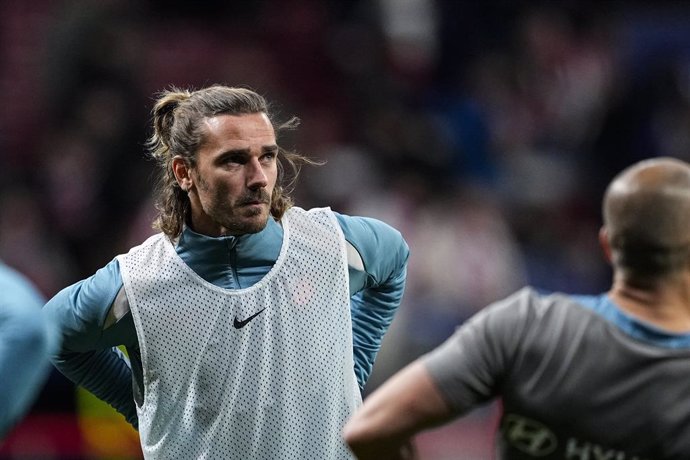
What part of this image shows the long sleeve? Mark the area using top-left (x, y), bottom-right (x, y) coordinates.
top-left (40, 215), bottom-right (409, 428)
top-left (335, 213), bottom-right (410, 389)
top-left (0, 263), bottom-right (57, 437)
top-left (42, 259), bottom-right (138, 427)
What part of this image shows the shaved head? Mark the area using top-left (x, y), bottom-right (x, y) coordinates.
top-left (603, 157), bottom-right (690, 279)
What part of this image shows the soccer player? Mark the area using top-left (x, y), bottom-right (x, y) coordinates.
top-left (0, 261), bottom-right (56, 438)
top-left (43, 85), bottom-right (409, 459)
top-left (343, 157), bottom-right (690, 459)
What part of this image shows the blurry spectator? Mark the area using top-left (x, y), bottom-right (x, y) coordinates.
top-left (0, 261), bottom-right (57, 438)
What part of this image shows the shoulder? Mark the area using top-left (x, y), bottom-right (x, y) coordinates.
top-left (332, 211), bottom-right (409, 279)
top-left (44, 258), bottom-right (124, 331)
top-left (117, 234), bottom-right (173, 275)
top-left (470, 288), bottom-right (606, 359)
top-left (480, 287), bottom-right (587, 324)
top-left (429, 287), bottom-right (580, 364)
top-left (333, 212), bottom-right (408, 254)
top-left (333, 211), bottom-right (402, 236)
top-left (119, 233), bottom-right (168, 258)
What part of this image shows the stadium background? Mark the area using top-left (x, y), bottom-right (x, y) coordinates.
top-left (1, 0), bottom-right (690, 458)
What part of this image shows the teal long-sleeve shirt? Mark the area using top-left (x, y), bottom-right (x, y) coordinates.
top-left (43, 212), bottom-right (409, 428)
top-left (0, 261), bottom-right (58, 438)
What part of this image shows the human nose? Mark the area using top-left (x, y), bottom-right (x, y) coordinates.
top-left (246, 157), bottom-right (268, 190)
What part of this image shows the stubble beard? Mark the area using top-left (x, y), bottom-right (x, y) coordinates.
top-left (211, 191), bottom-right (272, 236)
top-left (194, 172), bottom-right (273, 236)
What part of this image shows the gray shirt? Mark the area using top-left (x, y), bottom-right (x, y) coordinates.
top-left (424, 287), bottom-right (690, 460)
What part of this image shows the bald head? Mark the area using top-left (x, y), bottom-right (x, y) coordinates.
top-left (603, 157), bottom-right (690, 279)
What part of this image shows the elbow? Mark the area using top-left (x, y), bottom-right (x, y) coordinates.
top-left (342, 419), bottom-right (370, 457)
top-left (342, 411), bottom-right (385, 454)
top-left (342, 419), bottom-right (362, 448)
top-left (343, 417), bottom-right (412, 460)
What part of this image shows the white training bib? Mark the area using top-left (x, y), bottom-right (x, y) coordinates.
top-left (118, 207), bottom-right (360, 459)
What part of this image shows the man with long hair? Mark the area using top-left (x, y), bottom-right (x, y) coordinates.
top-left (44, 85), bottom-right (409, 459)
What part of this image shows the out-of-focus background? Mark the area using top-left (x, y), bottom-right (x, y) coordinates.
top-left (2, 0), bottom-right (690, 458)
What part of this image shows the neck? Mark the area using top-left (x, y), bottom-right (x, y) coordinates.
top-left (608, 273), bottom-right (690, 332)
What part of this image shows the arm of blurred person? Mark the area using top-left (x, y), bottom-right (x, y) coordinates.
top-left (0, 262), bottom-right (57, 438)
top-left (345, 288), bottom-right (530, 458)
top-left (42, 259), bottom-right (138, 428)
top-left (336, 213), bottom-right (410, 390)
top-left (343, 360), bottom-right (451, 459)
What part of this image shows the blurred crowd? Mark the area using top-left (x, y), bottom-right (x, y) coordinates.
top-left (2, 0), bottom-right (690, 458)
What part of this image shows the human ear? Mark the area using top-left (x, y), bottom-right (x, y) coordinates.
top-left (599, 227), bottom-right (613, 265)
top-left (172, 156), bottom-right (193, 192)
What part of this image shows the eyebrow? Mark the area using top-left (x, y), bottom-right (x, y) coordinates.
top-left (222, 145), bottom-right (278, 155)
top-left (216, 145), bottom-right (279, 157)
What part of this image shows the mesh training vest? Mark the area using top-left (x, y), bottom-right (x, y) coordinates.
top-left (118, 207), bottom-right (360, 459)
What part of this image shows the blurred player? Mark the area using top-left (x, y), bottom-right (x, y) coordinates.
top-left (43, 85), bottom-right (409, 459)
top-left (0, 261), bottom-right (56, 438)
top-left (344, 157), bottom-right (690, 459)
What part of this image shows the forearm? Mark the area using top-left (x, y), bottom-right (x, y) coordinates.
top-left (339, 213), bottom-right (409, 387)
top-left (351, 266), bottom-right (407, 387)
top-left (43, 260), bottom-right (138, 427)
top-left (344, 361), bottom-right (451, 459)
top-left (351, 295), bottom-right (395, 387)
top-left (53, 347), bottom-right (138, 427)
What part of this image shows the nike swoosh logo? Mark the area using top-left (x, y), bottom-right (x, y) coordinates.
top-left (233, 308), bottom-right (266, 329)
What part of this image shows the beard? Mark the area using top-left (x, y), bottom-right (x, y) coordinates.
top-left (206, 188), bottom-right (273, 235)
top-left (191, 169), bottom-right (276, 236)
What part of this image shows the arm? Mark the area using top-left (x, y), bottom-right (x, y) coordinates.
top-left (42, 259), bottom-right (139, 428)
top-left (343, 361), bottom-right (452, 460)
top-left (344, 288), bottom-right (535, 458)
top-left (0, 263), bottom-right (56, 437)
top-left (335, 213), bottom-right (410, 388)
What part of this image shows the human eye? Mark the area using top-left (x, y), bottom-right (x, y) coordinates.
top-left (261, 150), bottom-right (277, 163)
top-left (219, 153), bottom-right (246, 166)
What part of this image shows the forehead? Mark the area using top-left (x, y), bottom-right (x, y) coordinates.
top-left (201, 112), bottom-right (276, 151)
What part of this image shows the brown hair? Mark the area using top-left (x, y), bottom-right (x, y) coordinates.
top-left (146, 85), bottom-right (315, 238)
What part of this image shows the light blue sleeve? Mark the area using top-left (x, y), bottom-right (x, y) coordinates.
top-left (42, 259), bottom-right (138, 428)
top-left (334, 213), bottom-right (409, 390)
top-left (0, 262), bottom-right (56, 438)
